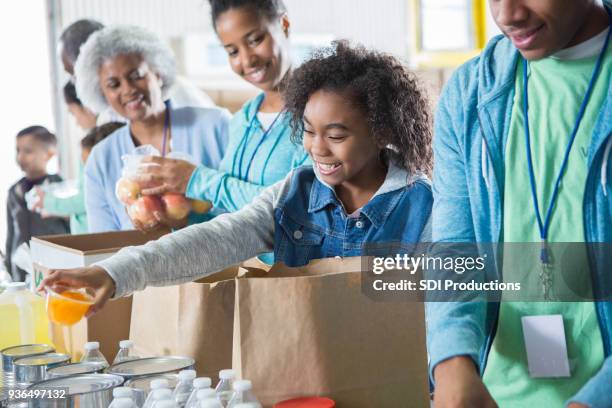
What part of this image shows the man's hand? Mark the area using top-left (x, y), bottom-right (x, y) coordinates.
top-left (433, 356), bottom-right (498, 408)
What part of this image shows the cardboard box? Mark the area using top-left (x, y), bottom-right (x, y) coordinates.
top-left (30, 229), bottom-right (167, 362)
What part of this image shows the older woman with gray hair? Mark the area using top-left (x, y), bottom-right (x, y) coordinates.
top-left (75, 25), bottom-right (230, 232)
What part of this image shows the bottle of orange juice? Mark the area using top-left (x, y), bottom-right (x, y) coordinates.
top-left (0, 282), bottom-right (52, 350)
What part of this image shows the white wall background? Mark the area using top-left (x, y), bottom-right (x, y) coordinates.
top-left (0, 0), bottom-right (55, 256)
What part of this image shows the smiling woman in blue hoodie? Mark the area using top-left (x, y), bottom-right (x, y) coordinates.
top-left (136, 0), bottom-right (309, 216)
top-left (429, 0), bottom-right (612, 407)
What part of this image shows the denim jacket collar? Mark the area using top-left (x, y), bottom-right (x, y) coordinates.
top-left (308, 161), bottom-right (427, 227)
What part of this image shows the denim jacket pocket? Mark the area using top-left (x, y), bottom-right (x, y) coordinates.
top-left (275, 212), bottom-right (326, 266)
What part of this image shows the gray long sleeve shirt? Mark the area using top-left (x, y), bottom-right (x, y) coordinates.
top-left (96, 164), bottom-right (427, 298)
top-left (96, 177), bottom-right (284, 298)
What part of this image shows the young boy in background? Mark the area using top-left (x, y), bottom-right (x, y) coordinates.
top-left (32, 122), bottom-right (124, 234)
top-left (5, 126), bottom-right (70, 282)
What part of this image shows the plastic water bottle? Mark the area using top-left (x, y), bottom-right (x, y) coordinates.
top-left (173, 369), bottom-right (196, 407)
top-left (227, 380), bottom-right (258, 408)
top-left (200, 399), bottom-right (223, 408)
top-left (80, 341), bottom-right (109, 367)
top-left (144, 388), bottom-right (172, 408)
top-left (195, 389), bottom-right (217, 404)
top-left (153, 400), bottom-right (179, 408)
top-left (142, 378), bottom-right (171, 407)
top-left (185, 377), bottom-right (212, 408)
top-left (112, 387), bottom-right (134, 399)
top-left (109, 397), bottom-right (138, 408)
top-left (215, 369), bottom-right (235, 406)
top-left (112, 340), bottom-right (139, 364)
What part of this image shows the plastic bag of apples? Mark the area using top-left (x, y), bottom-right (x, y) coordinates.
top-left (115, 145), bottom-right (212, 230)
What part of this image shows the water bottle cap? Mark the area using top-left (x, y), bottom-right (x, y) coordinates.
top-left (193, 377), bottom-right (212, 388)
top-left (84, 341), bottom-right (100, 350)
top-left (218, 369), bottom-right (235, 380)
top-left (119, 340), bottom-right (133, 348)
top-left (5, 282), bottom-right (27, 292)
top-left (196, 388), bottom-right (216, 400)
top-left (112, 387), bottom-right (133, 398)
top-left (150, 379), bottom-right (169, 389)
top-left (273, 397), bottom-right (336, 408)
top-left (199, 399), bottom-right (223, 408)
top-left (153, 388), bottom-right (173, 400)
top-left (232, 379), bottom-right (252, 392)
top-left (178, 369), bottom-right (196, 380)
top-left (111, 398), bottom-right (134, 408)
top-left (154, 400), bottom-right (177, 408)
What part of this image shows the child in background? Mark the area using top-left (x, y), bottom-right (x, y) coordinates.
top-left (63, 81), bottom-right (98, 130)
top-left (5, 126), bottom-right (70, 282)
top-left (41, 42), bottom-right (433, 312)
top-left (32, 122), bottom-right (125, 234)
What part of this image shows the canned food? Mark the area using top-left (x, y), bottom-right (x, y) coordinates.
top-left (1, 345), bottom-right (54, 373)
top-left (27, 373), bottom-right (123, 408)
top-left (107, 356), bottom-right (194, 379)
top-left (46, 361), bottom-right (107, 379)
top-left (13, 353), bottom-right (71, 385)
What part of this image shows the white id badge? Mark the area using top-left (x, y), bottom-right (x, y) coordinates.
top-left (521, 315), bottom-right (571, 378)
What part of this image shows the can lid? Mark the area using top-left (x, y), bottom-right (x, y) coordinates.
top-left (1, 344), bottom-right (54, 358)
top-left (273, 397), bottom-right (336, 408)
top-left (232, 379), bottom-right (252, 392)
top-left (178, 369), bottom-right (196, 380)
top-left (196, 388), bottom-right (216, 400)
top-left (28, 374), bottom-right (124, 395)
top-left (14, 353), bottom-right (70, 366)
top-left (84, 341), bottom-right (100, 350)
top-left (193, 377), bottom-right (212, 389)
top-left (218, 369), bottom-right (235, 380)
top-left (46, 361), bottom-right (106, 377)
top-left (119, 340), bottom-right (134, 349)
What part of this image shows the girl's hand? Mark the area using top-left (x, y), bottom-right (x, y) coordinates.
top-left (433, 356), bottom-right (498, 408)
top-left (137, 156), bottom-right (196, 195)
top-left (38, 266), bottom-right (116, 317)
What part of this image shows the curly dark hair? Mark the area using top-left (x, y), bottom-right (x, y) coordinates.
top-left (208, 0), bottom-right (287, 29)
top-left (284, 41), bottom-right (432, 175)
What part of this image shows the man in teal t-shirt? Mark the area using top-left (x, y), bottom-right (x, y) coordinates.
top-left (429, 0), bottom-right (612, 407)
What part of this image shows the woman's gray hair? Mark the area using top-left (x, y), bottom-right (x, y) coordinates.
top-left (74, 25), bottom-right (176, 114)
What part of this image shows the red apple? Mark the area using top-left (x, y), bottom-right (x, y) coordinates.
top-left (128, 195), bottom-right (163, 229)
top-left (190, 199), bottom-right (212, 214)
top-left (162, 193), bottom-right (191, 220)
top-left (116, 177), bottom-right (141, 204)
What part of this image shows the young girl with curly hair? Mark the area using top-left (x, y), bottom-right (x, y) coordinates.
top-left (40, 42), bottom-right (434, 311)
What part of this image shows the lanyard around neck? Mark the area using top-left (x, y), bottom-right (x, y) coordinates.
top-left (236, 96), bottom-right (283, 181)
top-left (522, 16), bottom-right (611, 263)
top-left (161, 100), bottom-right (171, 157)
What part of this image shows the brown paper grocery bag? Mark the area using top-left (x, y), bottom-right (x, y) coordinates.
top-left (232, 257), bottom-right (429, 408)
top-left (129, 258), bottom-right (270, 379)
